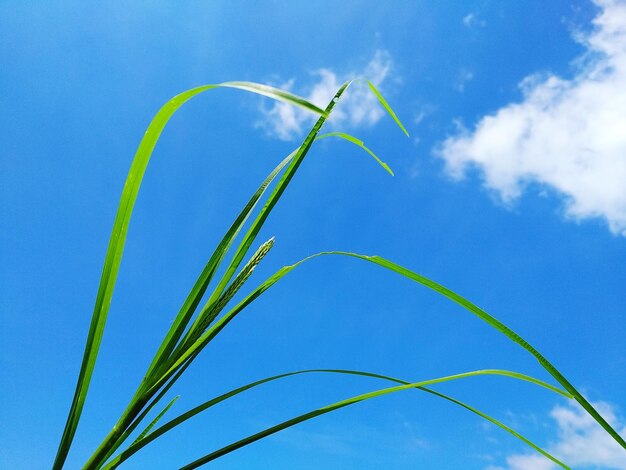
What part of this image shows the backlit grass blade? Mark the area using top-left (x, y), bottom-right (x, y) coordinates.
top-left (366, 80), bottom-right (409, 137)
top-left (220, 81), bottom-right (327, 116)
top-left (166, 248), bottom-right (625, 452)
top-left (182, 81), bottom-right (355, 345)
top-left (177, 371), bottom-right (568, 469)
top-left (317, 132), bottom-right (394, 175)
top-left (52, 81), bottom-right (326, 470)
top-left (103, 368), bottom-right (569, 469)
top-left (301, 251), bottom-right (626, 450)
top-left (143, 152), bottom-right (295, 386)
top-left (130, 395), bottom-right (180, 446)
top-left (81, 86), bottom-right (355, 470)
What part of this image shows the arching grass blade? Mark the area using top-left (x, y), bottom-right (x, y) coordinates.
top-left (103, 368), bottom-right (569, 469)
top-left (317, 132), bottom-right (394, 175)
top-left (304, 251), bottom-right (626, 450)
top-left (183, 81), bottom-right (355, 344)
top-left (52, 81), bottom-right (326, 470)
top-left (177, 370), bottom-right (568, 469)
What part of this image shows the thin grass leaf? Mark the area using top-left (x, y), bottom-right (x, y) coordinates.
top-left (220, 81), bottom-right (327, 116)
top-left (177, 370), bottom-right (569, 469)
top-left (182, 81), bottom-right (355, 348)
top-left (366, 80), bottom-right (409, 136)
top-left (97, 364), bottom-right (190, 468)
top-left (103, 368), bottom-right (569, 469)
top-left (81, 86), bottom-right (354, 470)
top-left (317, 132), bottom-right (394, 175)
top-left (53, 81), bottom-right (325, 470)
top-left (304, 251), bottom-right (626, 450)
top-left (162, 247), bottom-right (626, 452)
top-left (143, 152), bottom-right (295, 387)
top-left (131, 396), bottom-right (180, 446)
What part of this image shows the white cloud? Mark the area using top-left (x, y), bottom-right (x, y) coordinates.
top-left (463, 13), bottom-right (486, 28)
top-left (437, 0), bottom-right (626, 235)
top-left (256, 50), bottom-right (394, 141)
top-left (492, 401), bottom-right (626, 469)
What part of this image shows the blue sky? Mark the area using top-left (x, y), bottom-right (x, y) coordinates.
top-left (2, 1), bottom-right (626, 468)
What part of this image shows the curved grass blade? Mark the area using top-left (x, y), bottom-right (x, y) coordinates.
top-left (103, 368), bottom-right (569, 469)
top-left (177, 371), bottom-right (568, 470)
top-left (221, 81), bottom-right (327, 116)
top-left (303, 251), bottom-right (626, 450)
top-left (81, 86), bottom-right (353, 470)
top-left (52, 82), bottom-right (326, 470)
top-left (143, 151), bottom-right (295, 386)
top-left (131, 396), bottom-right (180, 446)
top-left (366, 80), bottom-right (409, 137)
top-left (182, 81), bottom-right (355, 347)
top-left (98, 354), bottom-right (197, 468)
top-left (163, 248), bottom-right (626, 452)
top-left (317, 132), bottom-right (394, 176)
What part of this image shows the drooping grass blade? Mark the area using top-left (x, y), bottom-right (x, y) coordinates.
top-left (176, 370), bottom-right (569, 469)
top-left (317, 132), bottom-right (394, 175)
top-left (166, 246), bottom-right (626, 453)
top-left (52, 81), bottom-right (326, 470)
top-left (70, 80), bottom-right (410, 469)
top-left (296, 251), bottom-right (626, 450)
top-left (190, 78), bottom-right (409, 332)
top-left (181, 81), bottom-right (354, 349)
top-left (366, 80), bottom-right (409, 137)
top-left (80, 85), bottom-right (353, 470)
top-left (103, 368), bottom-right (569, 469)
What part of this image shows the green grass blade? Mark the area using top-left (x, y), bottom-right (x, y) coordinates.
top-left (366, 80), bottom-right (409, 136)
top-left (149, 243), bottom-right (626, 454)
top-left (143, 151), bottom-right (295, 386)
top-left (317, 132), bottom-right (394, 176)
top-left (221, 81), bottom-right (327, 116)
top-left (300, 251), bottom-right (626, 450)
top-left (99, 354), bottom-right (198, 467)
top-left (419, 386), bottom-right (566, 467)
top-left (181, 81), bottom-right (355, 349)
top-left (83, 85), bottom-right (355, 470)
top-left (178, 370), bottom-right (569, 470)
top-left (130, 396), bottom-right (180, 446)
top-left (104, 368), bottom-right (569, 469)
top-left (53, 81), bottom-right (325, 470)
top-left (174, 238), bottom-right (276, 356)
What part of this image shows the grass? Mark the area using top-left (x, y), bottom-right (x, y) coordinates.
top-left (52, 79), bottom-right (626, 469)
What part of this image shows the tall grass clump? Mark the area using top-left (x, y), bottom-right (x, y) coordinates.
top-left (53, 80), bottom-right (626, 469)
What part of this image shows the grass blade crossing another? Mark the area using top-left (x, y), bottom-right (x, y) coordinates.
top-left (131, 395), bottom-right (180, 446)
top-left (177, 370), bottom-right (569, 469)
top-left (53, 82), bottom-right (325, 470)
top-left (103, 368), bottom-right (570, 469)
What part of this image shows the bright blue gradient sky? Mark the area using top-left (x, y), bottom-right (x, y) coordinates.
top-left (2, 1), bottom-right (626, 469)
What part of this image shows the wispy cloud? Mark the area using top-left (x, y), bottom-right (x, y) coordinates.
top-left (454, 68), bottom-right (475, 92)
top-left (463, 12), bottom-right (486, 28)
top-left (436, 0), bottom-right (626, 235)
top-left (256, 50), bottom-right (394, 141)
top-left (487, 401), bottom-right (626, 469)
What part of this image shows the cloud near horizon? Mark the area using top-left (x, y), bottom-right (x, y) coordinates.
top-left (487, 400), bottom-right (626, 470)
top-left (437, 0), bottom-right (626, 236)
top-left (256, 50), bottom-right (393, 141)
